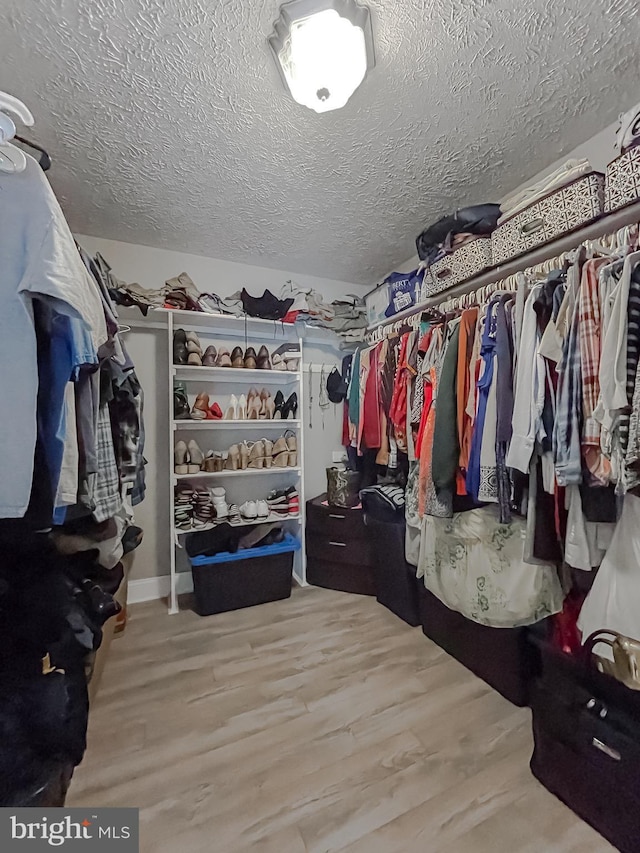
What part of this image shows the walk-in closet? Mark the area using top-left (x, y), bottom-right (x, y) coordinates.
top-left (3, 1), bottom-right (640, 851)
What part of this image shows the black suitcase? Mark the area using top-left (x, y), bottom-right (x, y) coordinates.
top-left (530, 638), bottom-right (640, 853)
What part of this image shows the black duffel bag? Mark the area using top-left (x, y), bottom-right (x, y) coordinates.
top-left (415, 203), bottom-right (501, 264)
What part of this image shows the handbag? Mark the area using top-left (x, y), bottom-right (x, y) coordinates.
top-left (583, 630), bottom-right (640, 691)
top-left (326, 467), bottom-right (361, 508)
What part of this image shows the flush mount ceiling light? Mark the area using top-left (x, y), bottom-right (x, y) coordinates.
top-left (269, 0), bottom-right (375, 113)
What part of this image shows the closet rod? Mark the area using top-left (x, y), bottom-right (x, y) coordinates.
top-left (368, 197), bottom-right (640, 334)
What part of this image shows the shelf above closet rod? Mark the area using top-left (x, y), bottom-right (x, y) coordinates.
top-left (368, 198), bottom-right (640, 331)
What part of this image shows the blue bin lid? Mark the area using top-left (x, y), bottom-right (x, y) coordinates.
top-left (190, 532), bottom-right (301, 566)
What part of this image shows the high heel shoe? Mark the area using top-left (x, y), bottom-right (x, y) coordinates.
top-left (187, 439), bottom-right (204, 473)
top-left (224, 394), bottom-right (239, 420)
top-left (238, 393), bottom-right (248, 420)
top-left (202, 451), bottom-right (217, 473)
top-left (191, 392), bottom-right (210, 420)
top-left (225, 444), bottom-right (240, 470)
top-left (244, 347), bottom-right (257, 369)
top-left (272, 436), bottom-right (289, 468)
top-left (257, 345), bottom-right (271, 370)
top-left (273, 390), bottom-right (285, 419)
top-left (258, 388), bottom-right (272, 419)
top-left (239, 442), bottom-right (250, 470)
top-left (282, 392), bottom-right (298, 420)
top-left (247, 439), bottom-right (265, 468)
top-left (209, 402), bottom-right (223, 420)
top-left (231, 346), bottom-right (244, 368)
top-left (284, 430), bottom-right (297, 466)
top-left (247, 388), bottom-right (261, 420)
top-left (263, 394), bottom-right (275, 420)
top-left (174, 440), bottom-right (189, 474)
top-left (262, 438), bottom-right (273, 468)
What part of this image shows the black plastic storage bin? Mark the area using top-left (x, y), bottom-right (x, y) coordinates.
top-left (189, 534), bottom-right (300, 616)
top-left (417, 584), bottom-right (534, 706)
top-left (366, 519), bottom-right (420, 626)
top-left (529, 636), bottom-right (640, 853)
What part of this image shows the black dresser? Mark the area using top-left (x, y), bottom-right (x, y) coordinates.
top-left (305, 494), bottom-right (376, 596)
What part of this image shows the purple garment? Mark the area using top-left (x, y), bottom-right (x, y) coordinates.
top-left (466, 303), bottom-right (497, 500)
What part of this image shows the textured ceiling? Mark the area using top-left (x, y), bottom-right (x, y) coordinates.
top-left (2, 0), bottom-right (640, 285)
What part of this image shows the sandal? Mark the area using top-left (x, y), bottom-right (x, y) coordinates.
top-left (247, 440), bottom-right (265, 469)
top-left (225, 444), bottom-right (240, 470)
top-left (285, 430), bottom-right (297, 466)
top-left (239, 441), bottom-right (250, 470)
top-left (272, 436), bottom-right (289, 467)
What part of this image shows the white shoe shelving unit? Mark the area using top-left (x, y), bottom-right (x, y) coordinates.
top-left (167, 309), bottom-right (307, 614)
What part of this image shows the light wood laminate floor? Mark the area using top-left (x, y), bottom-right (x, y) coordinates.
top-left (69, 587), bottom-right (613, 853)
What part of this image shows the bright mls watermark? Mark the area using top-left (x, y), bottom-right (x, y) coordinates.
top-left (0, 809), bottom-right (138, 850)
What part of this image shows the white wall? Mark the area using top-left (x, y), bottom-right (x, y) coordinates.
top-left (77, 235), bottom-right (365, 585)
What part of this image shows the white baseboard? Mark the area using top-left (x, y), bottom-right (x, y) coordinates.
top-left (128, 573), bottom-right (194, 604)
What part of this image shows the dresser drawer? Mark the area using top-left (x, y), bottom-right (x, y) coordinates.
top-left (306, 557), bottom-right (376, 596)
top-left (306, 501), bottom-right (366, 539)
top-left (306, 530), bottom-right (373, 567)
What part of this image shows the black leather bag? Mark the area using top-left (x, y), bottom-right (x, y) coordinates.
top-left (415, 203), bottom-right (501, 263)
top-left (530, 638), bottom-right (640, 853)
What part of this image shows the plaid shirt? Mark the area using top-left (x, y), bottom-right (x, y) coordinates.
top-left (579, 258), bottom-right (611, 483)
top-left (92, 404), bottom-right (122, 523)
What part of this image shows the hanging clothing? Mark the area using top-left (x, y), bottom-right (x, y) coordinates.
top-left (0, 154), bottom-right (107, 518)
top-left (417, 505), bottom-right (564, 629)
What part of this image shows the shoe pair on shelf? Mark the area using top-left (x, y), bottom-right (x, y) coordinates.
top-left (267, 487), bottom-right (299, 516)
top-left (191, 392), bottom-right (224, 420)
top-left (174, 329), bottom-right (203, 366)
top-left (174, 485), bottom-right (229, 530)
top-left (175, 440), bottom-right (204, 474)
top-left (273, 391), bottom-right (298, 420)
top-left (175, 483), bottom-right (215, 527)
top-left (239, 500), bottom-right (269, 520)
top-left (228, 346), bottom-right (272, 369)
top-left (271, 343), bottom-right (300, 372)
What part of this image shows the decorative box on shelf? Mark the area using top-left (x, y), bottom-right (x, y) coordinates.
top-left (426, 237), bottom-right (493, 296)
top-left (605, 144), bottom-right (640, 213)
top-left (492, 172), bottom-right (605, 265)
